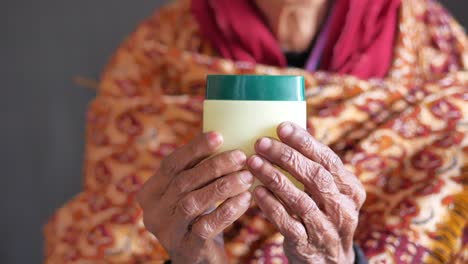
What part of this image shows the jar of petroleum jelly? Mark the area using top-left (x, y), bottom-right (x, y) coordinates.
top-left (203, 75), bottom-right (306, 188)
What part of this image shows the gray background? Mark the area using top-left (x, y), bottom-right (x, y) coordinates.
top-left (1, 1), bottom-right (466, 263)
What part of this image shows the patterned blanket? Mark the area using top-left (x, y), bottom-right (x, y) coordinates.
top-left (44, 0), bottom-right (468, 263)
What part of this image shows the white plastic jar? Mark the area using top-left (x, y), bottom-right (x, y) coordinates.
top-left (203, 75), bottom-right (306, 188)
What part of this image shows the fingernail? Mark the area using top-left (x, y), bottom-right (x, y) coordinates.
top-left (257, 138), bottom-right (272, 151)
top-left (255, 187), bottom-right (267, 199)
top-left (233, 150), bottom-right (246, 165)
top-left (280, 123), bottom-right (294, 138)
top-left (249, 156), bottom-right (263, 169)
top-left (207, 132), bottom-right (223, 148)
top-left (240, 171), bottom-right (253, 184)
top-left (239, 192), bottom-right (252, 205)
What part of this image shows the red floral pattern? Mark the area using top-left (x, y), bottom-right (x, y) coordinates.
top-left (44, 0), bottom-right (468, 263)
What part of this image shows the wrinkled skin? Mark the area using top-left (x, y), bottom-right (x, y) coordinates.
top-left (138, 122), bottom-right (366, 263)
top-left (137, 132), bottom-right (253, 264)
top-left (248, 122), bottom-right (366, 263)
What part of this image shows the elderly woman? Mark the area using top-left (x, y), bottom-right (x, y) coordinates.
top-left (45, 0), bottom-right (467, 263)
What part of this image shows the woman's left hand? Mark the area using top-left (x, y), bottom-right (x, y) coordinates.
top-left (247, 122), bottom-right (366, 264)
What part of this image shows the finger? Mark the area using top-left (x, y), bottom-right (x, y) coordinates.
top-left (171, 150), bottom-right (246, 194)
top-left (248, 155), bottom-right (319, 218)
top-left (190, 192), bottom-right (252, 241)
top-left (176, 170), bottom-right (254, 220)
top-left (255, 185), bottom-right (340, 253)
top-left (254, 137), bottom-right (341, 208)
top-left (248, 154), bottom-right (357, 243)
top-left (160, 132), bottom-right (223, 176)
top-left (253, 186), bottom-right (307, 245)
top-left (277, 122), bottom-right (366, 207)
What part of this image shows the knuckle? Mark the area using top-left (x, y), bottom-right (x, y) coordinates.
top-left (314, 223), bottom-right (339, 246)
top-left (280, 146), bottom-right (295, 164)
top-left (191, 221), bottom-right (211, 240)
top-left (328, 154), bottom-right (342, 168)
top-left (294, 157), bottom-right (310, 177)
top-left (333, 198), bottom-right (359, 234)
top-left (285, 222), bottom-right (303, 242)
top-left (301, 161), bottom-right (316, 180)
top-left (301, 203), bottom-right (320, 224)
top-left (299, 135), bottom-right (314, 151)
top-left (214, 178), bottom-right (231, 197)
top-left (270, 203), bottom-right (285, 220)
top-left (274, 210), bottom-right (295, 234)
top-left (218, 204), bottom-right (238, 220)
top-left (302, 201), bottom-right (319, 218)
top-left (290, 193), bottom-right (309, 211)
top-left (310, 164), bottom-right (326, 179)
top-left (178, 195), bottom-right (199, 217)
top-left (288, 191), bottom-right (300, 205)
top-left (320, 152), bottom-right (333, 166)
top-left (318, 174), bottom-right (334, 189)
top-left (265, 170), bottom-right (286, 192)
top-left (320, 148), bottom-right (343, 169)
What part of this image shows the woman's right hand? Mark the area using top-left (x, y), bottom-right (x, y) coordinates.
top-left (137, 132), bottom-right (253, 264)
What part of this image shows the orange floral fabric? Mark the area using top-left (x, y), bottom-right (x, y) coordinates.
top-left (44, 0), bottom-right (468, 263)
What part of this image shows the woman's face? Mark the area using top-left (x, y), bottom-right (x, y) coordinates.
top-left (255, 0), bottom-right (328, 52)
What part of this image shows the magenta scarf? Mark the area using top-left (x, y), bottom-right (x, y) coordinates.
top-left (191, 0), bottom-right (401, 79)
top-left (191, 0), bottom-right (287, 67)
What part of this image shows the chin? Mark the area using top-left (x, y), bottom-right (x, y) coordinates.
top-left (280, 32), bottom-right (317, 53)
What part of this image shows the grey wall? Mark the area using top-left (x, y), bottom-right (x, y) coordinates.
top-left (0, 1), bottom-right (466, 263)
top-left (1, 1), bottom-right (168, 263)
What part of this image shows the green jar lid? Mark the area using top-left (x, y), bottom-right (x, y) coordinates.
top-left (206, 75), bottom-right (305, 101)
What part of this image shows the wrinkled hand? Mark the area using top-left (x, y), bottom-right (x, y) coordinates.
top-left (247, 122), bottom-right (366, 264)
top-left (137, 132), bottom-right (253, 264)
